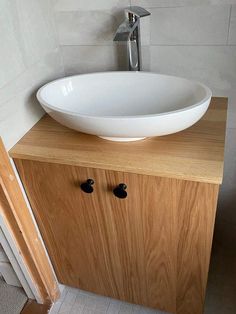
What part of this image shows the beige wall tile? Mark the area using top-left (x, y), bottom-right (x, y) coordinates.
top-left (0, 0), bottom-right (25, 88)
top-left (16, 0), bottom-right (58, 66)
top-left (56, 11), bottom-right (121, 46)
top-left (150, 5), bottom-right (230, 45)
top-left (0, 0), bottom-right (62, 149)
top-left (0, 49), bottom-right (64, 106)
top-left (62, 45), bottom-right (127, 75)
top-left (55, 0), bottom-right (129, 12)
top-left (131, 0), bottom-right (236, 7)
top-left (141, 46), bottom-right (150, 71)
top-left (0, 50), bottom-right (64, 150)
top-left (150, 45), bottom-right (236, 97)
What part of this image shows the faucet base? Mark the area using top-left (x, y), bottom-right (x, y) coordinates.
top-left (99, 136), bottom-right (147, 142)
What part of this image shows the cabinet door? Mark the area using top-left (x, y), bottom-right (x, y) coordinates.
top-left (15, 159), bottom-right (219, 314)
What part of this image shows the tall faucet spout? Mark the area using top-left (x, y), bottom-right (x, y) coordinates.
top-left (113, 20), bottom-right (138, 42)
top-left (113, 6), bottom-right (151, 71)
top-left (126, 6), bottom-right (151, 18)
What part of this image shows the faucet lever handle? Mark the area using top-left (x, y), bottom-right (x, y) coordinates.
top-left (126, 6), bottom-right (151, 18)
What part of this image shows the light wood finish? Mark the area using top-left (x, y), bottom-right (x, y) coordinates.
top-left (21, 300), bottom-right (51, 314)
top-left (15, 160), bottom-right (219, 314)
top-left (9, 97), bottom-right (227, 184)
top-left (0, 138), bottom-right (59, 304)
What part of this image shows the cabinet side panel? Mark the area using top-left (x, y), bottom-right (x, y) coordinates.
top-left (176, 181), bottom-right (219, 314)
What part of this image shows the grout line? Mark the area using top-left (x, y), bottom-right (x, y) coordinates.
top-left (59, 44), bottom-right (236, 47)
top-left (227, 5), bottom-right (233, 45)
top-left (55, 5), bottom-right (222, 12)
top-left (149, 44), bottom-right (236, 47)
top-left (148, 44), bottom-right (236, 47)
top-left (226, 127), bottom-right (236, 130)
top-left (57, 301), bottom-right (63, 314)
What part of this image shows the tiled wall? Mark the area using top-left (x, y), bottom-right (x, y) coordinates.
top-left (53, 0), bottom-right (236, 246)
top-left (54, 0), bottom-right (129, 74)
top-left (0, 0), bottom-right (64, 150)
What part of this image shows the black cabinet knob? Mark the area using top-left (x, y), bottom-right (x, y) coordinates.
top-left (113, 183), bottom-right (127, 199)
top-left (80, 179), bottom-right (94, 193)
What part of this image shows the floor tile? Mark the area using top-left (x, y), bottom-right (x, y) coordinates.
top-left (75, 293), bottom-right (88, 307)
top-left (58, 302), bottom-right (73, 313)
top-left (64, 291), bottom-right (77, 305)
top-left (82, 307), bottom-right (103, 314)
top-left (50, 301), bottom-right (61, 314)
top-left (119, 303), bottom-right (137, 314)
top-left (70, 303), bottom-right (85, 314)
top-left (107, 300), bottom-right (122, 314)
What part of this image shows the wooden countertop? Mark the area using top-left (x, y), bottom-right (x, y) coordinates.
top-left (10, 97), bottom-right (227, 184)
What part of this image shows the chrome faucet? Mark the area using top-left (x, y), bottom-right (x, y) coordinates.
top-left (114, 6), bottom-right (151, 71)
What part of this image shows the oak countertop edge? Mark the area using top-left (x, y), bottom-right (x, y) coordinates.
top-left (10, 147), bottom-right (224, 185)
top-left (9, 97), bottom-right (228, 185)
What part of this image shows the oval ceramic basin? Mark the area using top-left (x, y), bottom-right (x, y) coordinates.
top-left (37, 72), bottom-right (212, 142)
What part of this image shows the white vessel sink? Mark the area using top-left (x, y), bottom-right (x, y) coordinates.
top-left (37, 72), bottom-right (212, 142)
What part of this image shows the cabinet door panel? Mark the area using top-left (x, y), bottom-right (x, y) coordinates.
top-left (15, 159), bottom-right (219, 314)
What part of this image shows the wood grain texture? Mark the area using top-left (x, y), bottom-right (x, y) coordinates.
top-left (0, 138), bottom-right (59, 304)
top-left (9, 97), bottom-right (227, 184)
top-left (15, 160), bottom-right (219, 314)
top-left (21, 300), bottom-right (51, 314)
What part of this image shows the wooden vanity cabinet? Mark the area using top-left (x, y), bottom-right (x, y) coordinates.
top-left (14, 160), bottom-right (219, 314)
top-left (10, 98), bottom-right (227, 314)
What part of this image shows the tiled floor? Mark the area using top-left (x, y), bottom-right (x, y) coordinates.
top-left (50, 242), bottom-right (236, 314)
top-left (50, 287), bottom-right (166, 314)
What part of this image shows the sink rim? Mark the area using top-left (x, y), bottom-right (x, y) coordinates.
top-left (37, 71), bottom-right (212, 120)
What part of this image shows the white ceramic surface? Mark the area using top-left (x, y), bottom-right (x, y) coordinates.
top-left (37, 72), bottom-right (212, 141)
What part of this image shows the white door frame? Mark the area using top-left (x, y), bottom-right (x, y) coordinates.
top-left (0, 214), bottom-right (40, 301)
top-left (0, 157), bottom-right (59, 304)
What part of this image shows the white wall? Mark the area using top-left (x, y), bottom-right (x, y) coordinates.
top-left (0, 0), bottom-right (65, 150)
top-left (53, 0), bottom-right (236, 248)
